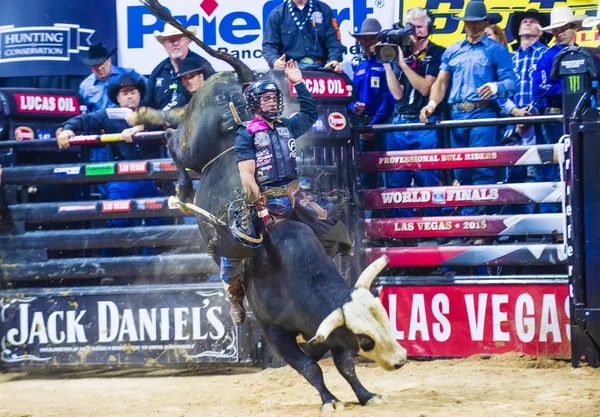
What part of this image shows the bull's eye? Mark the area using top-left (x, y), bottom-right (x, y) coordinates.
top-left (356, 334), bottom-right (375, 352)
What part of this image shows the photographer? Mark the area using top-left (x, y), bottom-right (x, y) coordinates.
top-left (382, 7), bottom-right (445, 217)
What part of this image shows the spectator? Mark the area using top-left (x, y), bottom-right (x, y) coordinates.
top-left (420, 0), bottom-right (517, 218)
top-left (348, 18), bottom-right (394, 198)
top-left (174, 57), bottom-right (211, 95)
top-left (383, 7), bottom-right (446, 218)
top-left (146, 24), bottom-right (215, 110)
top-left (77, 42), bottom-right (146, 177)
top-left (533, 6), bottom-right (585, 213)
top-left (57, 74), bottom-right (167, 253)
top-left (501, 10), bottom-right (549, 217)
top-left (484, 24), bottom-right (508, 47)
top-left (79, 43), bottom-right (146, 113)
top-left (262, 0), bottom-right (344, 72)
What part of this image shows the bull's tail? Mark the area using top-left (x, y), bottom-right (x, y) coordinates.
top-left (140, 0), bottom-right (255, 84)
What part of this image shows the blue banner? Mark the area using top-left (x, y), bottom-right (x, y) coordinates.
top-left (0, 284), bottom-right (239, 367)
top-left (0, 0), bottom-right (117, 77)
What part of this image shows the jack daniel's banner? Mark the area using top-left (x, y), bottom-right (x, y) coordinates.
top-left (0, 0), bottom-right (117, 77)
top-left (0, 284), bottom-right (238, 366)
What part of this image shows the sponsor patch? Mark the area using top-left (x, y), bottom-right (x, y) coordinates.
top-left (253, 131), bottom-right (270, 149)
top-left (156, 78), bottom-right (163, 87)
top-left (328, 112), bottom-right (347, 130)
top-left (370, 76), bottom-right (380, 88)
top-left (276, 127), bottom-right (290, 138)
top-left (118, 162), bottom-right (147, 174)
top-left (288, 138), bottom-right (296, 158)
top-left (53, 166), bottom-right (82, 176)
top-left (257, 170), bottom-right (269, 182)
top-left (14, 126), bottom-right (34, 141)
top-left (311, 11), bottom-right (323, 24)
top-left (85, 163), bottom-right (115, 176)
top-left (102, 200), bottom-right (132, 212)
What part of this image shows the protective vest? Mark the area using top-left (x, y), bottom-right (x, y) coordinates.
top-left (248, 120), bottom-right (298, 186)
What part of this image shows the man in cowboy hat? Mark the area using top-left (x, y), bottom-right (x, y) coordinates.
top-left (420, 0), bottom-right (516, 217)
top-left (583, 4), bottom-right (600, 35)
top-left (79, 42), bottom-right (146, 113)
top-left (500, 9), bottom-right (550, 217)
top-left (383, 7), bottom-right (446, 218)
top-left (173, 57), bottom-right (210, 96)
top-left (57, 74), bottom-right (168, 246)
top-left (262, 0), bottom-right (344, 72)
top-left (532, 5), bottom-right (586, 214)
top-left (348, 18), bottom-right (394, 198)
top-left (146, 23), bottom-right (215, 110)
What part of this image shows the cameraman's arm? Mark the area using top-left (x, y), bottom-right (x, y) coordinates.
top-left (397, 47), bottom-right (435, 97)
top-left (383, 63), bottom-right (404, 101)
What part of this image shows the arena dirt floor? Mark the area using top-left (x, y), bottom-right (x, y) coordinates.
top-left (1, 354), bottom-right (599, 417)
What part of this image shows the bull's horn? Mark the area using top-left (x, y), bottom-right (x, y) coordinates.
top-left (354, 255), bottom-right (389, 289)
top-left (308, 308), bottom-right (345, 344)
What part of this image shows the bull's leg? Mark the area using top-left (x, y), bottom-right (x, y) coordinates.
top-left (263, 326), bottom-right (343, 412)
top-left (330, 346), bottom-right (383, 406)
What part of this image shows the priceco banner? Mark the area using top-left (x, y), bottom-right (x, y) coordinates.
top-left (116, 0), bottom-right (399, 74)
top-left (0, 0), bottom-right (117, 77)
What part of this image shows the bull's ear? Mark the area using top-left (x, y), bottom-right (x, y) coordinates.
top-left (356, 334), bottom-right (376, 352)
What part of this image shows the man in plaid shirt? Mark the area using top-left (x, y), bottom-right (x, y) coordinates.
top-left (501, 10), bottom-right (549, 216)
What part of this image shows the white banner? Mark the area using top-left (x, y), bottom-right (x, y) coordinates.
top-left (116, 0), bottom-right (398, 74)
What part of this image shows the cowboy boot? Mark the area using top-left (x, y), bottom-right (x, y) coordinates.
top-left (225, 276), bottom-right (246, 326)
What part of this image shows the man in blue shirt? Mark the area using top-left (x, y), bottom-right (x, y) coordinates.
top-left (348, 18), bottom-right (394, 193)
top-left (262, 0), bottom-right (344, 72)
top-left (383, 7), bottom-right (445, 218)
top-left (420, 0), bottom-right (517, 216)
top-left (502, 10), bottom-right (549, 216)
top-left (533, 6), bottom-right (585, 213)
top-left (79, 43), bottom-right (146, 113)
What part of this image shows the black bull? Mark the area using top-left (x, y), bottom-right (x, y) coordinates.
top-left (137, 2), bottom-right (407, 409)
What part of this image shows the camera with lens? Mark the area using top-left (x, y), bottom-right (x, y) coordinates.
top-left (375, 22), bottom-right (414, 64)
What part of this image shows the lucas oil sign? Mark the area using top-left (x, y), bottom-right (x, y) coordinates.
top-left (0, 284), bottom-right (238, 366)
top-left (116, 0), bottom-right (398, 73)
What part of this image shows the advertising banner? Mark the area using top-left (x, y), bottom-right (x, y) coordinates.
top-left (402, 0), bottom-right (599, 49)
top-left (0, 284), bottom-right (238, 367)
top-left (0, 0), bottom-right (117, 77)
top-left (380, 284), bottom-right (571, 358)
top-left (116, 0), bottom-right (398, 74)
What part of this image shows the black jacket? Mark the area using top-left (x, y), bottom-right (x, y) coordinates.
top-left (145, 50), bottom-right (215, 110)
top-left (262, 0), bottom-right (344, 68)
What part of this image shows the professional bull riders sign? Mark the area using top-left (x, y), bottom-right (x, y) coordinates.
top-left (0, 0), bottom-right (117, 77)
top-left (0, 284), bottom-right (238, 366)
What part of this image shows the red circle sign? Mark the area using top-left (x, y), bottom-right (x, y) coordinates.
top-left (14, 126), bottom-right (34, 141)
top-left (328, 112), bottom-right (347, 131)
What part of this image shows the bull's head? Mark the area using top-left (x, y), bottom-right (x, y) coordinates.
top-left (310, 256), bottom-right (407, 371)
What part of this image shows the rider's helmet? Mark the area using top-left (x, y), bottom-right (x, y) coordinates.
top-left (243, 80), bottom-right (284, 122)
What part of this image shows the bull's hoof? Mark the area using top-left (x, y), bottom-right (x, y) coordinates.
top-left (321, 400), bottom-right (344, 413)
top-left (365, 395), bottom-right (385, 406)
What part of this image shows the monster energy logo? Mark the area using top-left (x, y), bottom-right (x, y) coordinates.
top-left (569, 75), bottom-right (581, 92)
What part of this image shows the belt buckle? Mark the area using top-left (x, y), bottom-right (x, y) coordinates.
top-left (460, 102), bottom-right (475, 112)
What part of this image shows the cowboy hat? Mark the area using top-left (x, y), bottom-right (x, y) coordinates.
top-left (541, 6), bottom-right (586, 32)
top-left (108, 74), bottom-right (146, 105)
top-left (173, 57), bottom-right (209, 79)
top-left (350, 18), bottom-right (382, 38)
top-left (153, 23), bottom-right (197, 42)
top-left (452, 1), bottom-right (502, 25)
top-left (509, 9), bottom-right (553, 46)
top-left (81, 42), bottom-right (116, 66)
top-left (583, 4), bottom-right (600, 28)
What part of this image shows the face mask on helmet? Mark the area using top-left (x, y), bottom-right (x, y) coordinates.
top-left (243, 81), bottom-right (284, 122)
